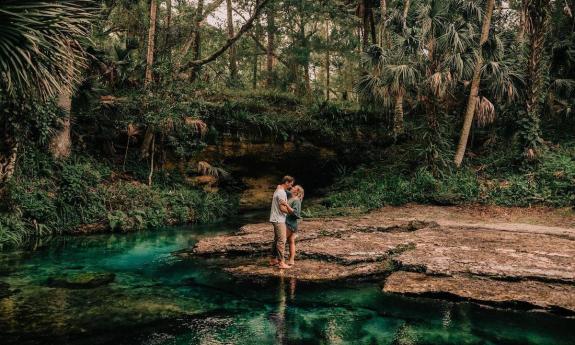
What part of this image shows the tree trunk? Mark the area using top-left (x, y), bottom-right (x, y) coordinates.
top-left (191, 0), bottom-right (204, 82)
top-left (50, 89), bottom-right (73, 159)
top-left (266, 6), bottom-right (275, 87)
top-left (518, 0), bottom-right (527, 42)
top-left (140, 127), bottom-right (155, 159)
top-left (164, 0), bottom-right (172, 48)
top-left (521, 0), bottom-right (550, 159)
top-left (369, 8), bottom-right (376, 45)
top-left (379, 0), bottom-right (386, 46)
top-left (142, 0), bottom-right (160, 160)
top-left (252, 0), bottom-right (261, 89)
top-left (402, 0), bottom-right (410, 32)
top-left (0, 142), bottom-right (18, 184)
top-left (453, 0), bottom-right (495, 167)
top-left (147, 133), bottom-right (155, 186)
top-left (145, 0), bottom-right (158, 87)
top-left (325, 21), bottom-right (330, 101)
top-left (360, 0), bottom-right (369, 51)
top-left (304, 63), bottom-right (311, 95)
top-left (226, 0), bottom-right (238, 84)
top-left (393, 93), bottom-right (405, 138)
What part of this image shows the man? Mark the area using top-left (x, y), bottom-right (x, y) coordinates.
top-left (269, 175), bottom-right (295, 269)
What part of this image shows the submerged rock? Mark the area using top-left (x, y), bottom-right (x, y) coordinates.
top-left (225, 258), bottom-right (391, 282)
top-left (384, 272), bottom-right (575, 314)
top-left (46, 272), bottom-right (115, 289)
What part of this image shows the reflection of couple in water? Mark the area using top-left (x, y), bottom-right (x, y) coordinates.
top-left (269, 275), bottom-right (297, 344)
top-left (269, 175), bottom-right (304, 269)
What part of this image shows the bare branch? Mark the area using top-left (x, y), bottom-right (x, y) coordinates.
top-left (182, 0), bottom-right (272, 69)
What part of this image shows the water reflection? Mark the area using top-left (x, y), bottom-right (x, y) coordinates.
top-left (270, 275), bottom-right (287, 344)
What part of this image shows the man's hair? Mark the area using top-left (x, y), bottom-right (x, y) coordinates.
top-left (282, 175), bottom-right (295, 184)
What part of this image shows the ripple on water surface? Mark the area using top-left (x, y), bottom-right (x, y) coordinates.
top-left (0, 222), bottom-right (574, 345)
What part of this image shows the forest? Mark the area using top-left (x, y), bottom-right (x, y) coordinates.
top-left (0, 0), bottom-right (574, 248)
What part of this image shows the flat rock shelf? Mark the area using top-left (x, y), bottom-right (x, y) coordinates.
top-left (176, 207), bottom-right (575, 315)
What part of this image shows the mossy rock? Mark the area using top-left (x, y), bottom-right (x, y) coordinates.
top-left (46, 272), bottom-right (115, 289)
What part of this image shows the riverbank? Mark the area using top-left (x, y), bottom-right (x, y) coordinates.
top-left (178, 204), bottom-right (575, 315)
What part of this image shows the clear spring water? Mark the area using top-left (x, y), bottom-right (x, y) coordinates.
top-left (0, 212), bottom-right (573, 345)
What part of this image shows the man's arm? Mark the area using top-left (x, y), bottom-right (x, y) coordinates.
top-left (279, 199), bottom-right (294, 214)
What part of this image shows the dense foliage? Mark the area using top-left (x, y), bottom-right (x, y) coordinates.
top-left (0, 0), bottom-right (574, 247)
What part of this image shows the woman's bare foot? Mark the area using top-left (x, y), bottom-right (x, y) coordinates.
top-left (288, 260), bottom-right (295, 266)
top-left (277, 262), bottom-right (291, 269)
top-left (269, 258), bottom-right (279, 266)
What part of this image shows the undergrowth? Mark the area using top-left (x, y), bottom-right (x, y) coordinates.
top-left (0, 149), bottom-right (236, 249)
top-left (308, 141), bottom-right (575, 215)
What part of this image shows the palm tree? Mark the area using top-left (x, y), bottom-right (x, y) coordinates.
top-left (0, 1), bottom-right (93, 101)
top-left (0, 1), bottom-right (93, 176)
top-left (521, 0), bottom-right (551, 159)
top-left (357, 45), bottom-right (419, 138)
top-left (454, 0), bottom-right (495, 167)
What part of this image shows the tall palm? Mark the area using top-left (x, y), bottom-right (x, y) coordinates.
top-left (453, 0), bottom-right (495, 167)
top-left (521, 0), bottom-right (551, 159)
top-left (0, 0), bottom-right (94, 101)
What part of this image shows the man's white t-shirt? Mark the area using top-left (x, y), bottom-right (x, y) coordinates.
top-left (269, 187), bottom-right (287, 223)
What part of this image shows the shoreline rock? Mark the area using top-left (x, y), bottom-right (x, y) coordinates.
top-left (177, 206), bottom-right (575, 315)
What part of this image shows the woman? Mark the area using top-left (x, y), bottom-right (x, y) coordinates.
top-left (285, 185), bottom-right (304, 266)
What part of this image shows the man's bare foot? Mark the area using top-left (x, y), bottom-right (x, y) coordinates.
top-left (288, 260), bottom-right (295, 266)
top-left (269, 258), bottom-right (279, 266)
top-left (277, 262), bottom-right (291, 269)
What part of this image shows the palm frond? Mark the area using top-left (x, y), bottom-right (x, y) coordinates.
top-left (0, 1), bottom-right (95, 101)
top-left (475, 96), bottom-right (495, 127)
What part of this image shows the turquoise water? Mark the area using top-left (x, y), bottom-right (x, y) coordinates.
top-left (0, 213), bottom-right (574, 345)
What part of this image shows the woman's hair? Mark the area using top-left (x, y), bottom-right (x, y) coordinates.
top-left (293, 185), bottom-right (304, 200)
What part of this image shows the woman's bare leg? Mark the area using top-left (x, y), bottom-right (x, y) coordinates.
top-left (287, 229), bottom-right (297, 265)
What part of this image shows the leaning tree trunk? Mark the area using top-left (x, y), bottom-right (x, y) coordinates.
top-left (145, 0), bottom-right (158, 87)
top-left (49, 87), bottom-right (73, 159)
top-left (520, 0), bottom-right (550, 159)
top-left (226, 0), bottom-right (238, 84)
top-left (453, 0), bottom-right (495, 167)
top-left (266, 5), bottom-right (275, 87)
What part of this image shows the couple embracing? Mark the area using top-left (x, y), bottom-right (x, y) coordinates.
top-left (269, 176), bottom-right (304, 269)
